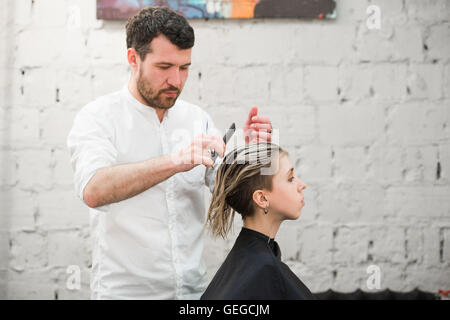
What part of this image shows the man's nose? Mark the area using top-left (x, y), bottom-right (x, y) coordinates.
top-left (167, 68), bottom-right (182, 88)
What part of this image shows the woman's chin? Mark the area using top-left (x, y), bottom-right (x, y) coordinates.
top-left (281, 206), bottom-right (304, 220)
top-left (294, 205), bottom-right (304, 219)
top-left (287, 208), bottom-right (302, 220)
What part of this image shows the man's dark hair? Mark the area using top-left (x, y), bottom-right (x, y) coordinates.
top-left (126, 6), bottom-right (195, 60)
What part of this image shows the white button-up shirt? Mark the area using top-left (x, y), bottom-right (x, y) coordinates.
top-left (67, 85), bottom-right (223, 299)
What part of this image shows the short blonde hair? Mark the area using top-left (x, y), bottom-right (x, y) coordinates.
top-left (206, 143), bottom-right (288, 239)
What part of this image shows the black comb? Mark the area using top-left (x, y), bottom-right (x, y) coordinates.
top-left (211, 122), bottom-right (236, 163)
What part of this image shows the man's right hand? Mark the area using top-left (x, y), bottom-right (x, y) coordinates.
top-left (82, 134), bottom-right (225, 208)
top-left (173, 134), bottom-right (225, 172)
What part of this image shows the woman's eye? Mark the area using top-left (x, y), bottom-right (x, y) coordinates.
top-left (288, 177), bottom-right (294, 182)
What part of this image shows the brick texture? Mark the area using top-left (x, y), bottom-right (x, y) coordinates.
top-left (0, 0), bottom-right (449, 298)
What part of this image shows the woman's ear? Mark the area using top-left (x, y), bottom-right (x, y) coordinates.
top-left (252, 189), bottom-right (269, 210)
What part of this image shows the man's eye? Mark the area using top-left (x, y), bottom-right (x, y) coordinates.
top-left (288, 177), bottom-right (294, 182)
top-left (159, 66), bottom-right (169, 70)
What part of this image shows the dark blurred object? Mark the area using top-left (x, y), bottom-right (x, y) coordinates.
top-left (254, 0), bottom-right (336, 19)
top-left (315, 288), bottom-right (441, 300)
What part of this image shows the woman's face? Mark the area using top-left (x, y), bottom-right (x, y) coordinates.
top-left (267, 154), bottom-right (307, 220)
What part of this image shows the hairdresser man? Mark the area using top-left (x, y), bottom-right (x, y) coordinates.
top-left (67, 6), bottom-right (273, 299)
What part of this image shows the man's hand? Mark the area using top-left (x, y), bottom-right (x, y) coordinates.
top-left (82, 134), bottom-right (224, 208)
top-left (173, 134), bottom-right (225, 172)
top-left (243, 106), bottom-right (273, 144)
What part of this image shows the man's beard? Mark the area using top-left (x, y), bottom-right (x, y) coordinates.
top-left (136, 69), bottom-right (180, 110)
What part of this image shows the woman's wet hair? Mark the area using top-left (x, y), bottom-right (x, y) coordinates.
top-left (206, 142), bottom-right (288, 238)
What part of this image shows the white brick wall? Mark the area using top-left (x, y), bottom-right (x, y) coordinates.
top-left (0, 0), bottom-right (449, 299)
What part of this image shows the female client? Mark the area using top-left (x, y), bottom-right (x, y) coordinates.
top-left (201, 143), bottom-right (315, 300)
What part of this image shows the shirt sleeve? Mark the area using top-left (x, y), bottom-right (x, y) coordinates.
top-left (67, 103), bottom-right (118, 205)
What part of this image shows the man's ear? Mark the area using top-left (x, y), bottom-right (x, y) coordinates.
top-left (252, 189), bottom-right (269, 210)
top-left (127, 48), bottom-right (139, 72)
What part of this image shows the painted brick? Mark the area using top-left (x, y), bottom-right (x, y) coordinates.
top-left (0, 0), bottom-right (449, 298)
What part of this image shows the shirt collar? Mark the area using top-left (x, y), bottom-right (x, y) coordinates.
top-left (240, 227), bottom-right (274, 242)
top-left (122, 85), bottom-right (172, 123)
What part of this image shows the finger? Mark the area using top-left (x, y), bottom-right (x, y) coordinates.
top-left (243, 126), bottom-right (254, 145)
top-left (190, 145), bottom-right (204, 165)
top-left (250, 123), bottom-right (272, 131)
top-left (200, 148), bottom-right (215, 167)
top-left (194, 134), bottom-right (218, 147)
top-left (246, 128), bottom-right (257, 144)
top-left (199, 134), bottom-right (222, 142)
top-left (245, 106), bottom-right (258, 126)
top-left (201, 135), bottom-right (225, 157)
top-left (202, 155), bottom-right (213, 168)
top-left (251, 115), bottom-right (271, 124)
top-left (251, 131), bottom-right (272, 142)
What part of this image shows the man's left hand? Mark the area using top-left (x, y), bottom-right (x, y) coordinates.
top-left (243, 106), bottom-right (273, 144)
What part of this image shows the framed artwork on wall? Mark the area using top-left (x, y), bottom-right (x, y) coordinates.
top-left (97, 0), bottom-right (336, 20)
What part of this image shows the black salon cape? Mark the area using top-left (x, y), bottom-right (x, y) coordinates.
top-left (201, 227), bottom-right (315, 300)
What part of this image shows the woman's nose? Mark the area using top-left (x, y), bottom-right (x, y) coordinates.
top-left (298, 179), bottom-right (306, 191)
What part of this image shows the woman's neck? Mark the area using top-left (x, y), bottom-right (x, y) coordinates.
top-left (243, 214), bottom-right (282, 239)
